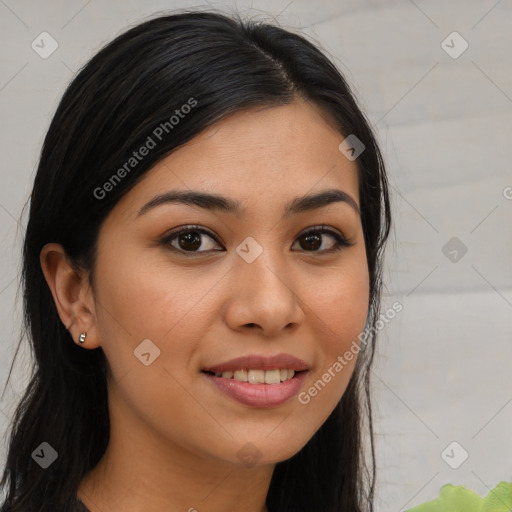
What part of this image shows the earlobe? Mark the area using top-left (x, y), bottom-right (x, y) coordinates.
top-left (39, 243), bottom-right (99, 348)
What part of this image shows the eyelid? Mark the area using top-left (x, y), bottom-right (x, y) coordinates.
top-left (160, 224), bottom-right (220, 241)
top-left (301, 224), bottom-right (348, 240)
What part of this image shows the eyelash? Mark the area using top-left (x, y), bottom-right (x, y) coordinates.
top-left (158, 224), bottom-right (353, 257)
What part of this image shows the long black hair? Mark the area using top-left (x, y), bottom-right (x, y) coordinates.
top-left (0, 9), bottom-right (391, 512)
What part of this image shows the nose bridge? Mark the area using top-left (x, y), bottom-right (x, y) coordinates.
top-left (236, 232), bottom-right (289, 292)
top-left (226, 234), bottom-right (304, 333)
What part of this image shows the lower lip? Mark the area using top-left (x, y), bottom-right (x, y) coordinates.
top-left (202, 371), bottom-right (308, 408)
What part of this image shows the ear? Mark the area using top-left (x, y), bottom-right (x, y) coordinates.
top-left (40, 243), bottom-right (100, 349)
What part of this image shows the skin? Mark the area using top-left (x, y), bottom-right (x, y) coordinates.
top-left (40, 98), bottom-right (369, 512)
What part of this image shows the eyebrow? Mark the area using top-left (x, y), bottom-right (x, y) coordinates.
top-left (136, 188), bottom-right (360, 219)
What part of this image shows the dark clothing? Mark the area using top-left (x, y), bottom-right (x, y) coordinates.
top-left (74, 496), bottom-right (90, 511)
top-left (73, 496), bottom-right (276, 511)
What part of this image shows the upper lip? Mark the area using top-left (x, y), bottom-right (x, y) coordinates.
top-left (202, 353), bottom-right (310, 373)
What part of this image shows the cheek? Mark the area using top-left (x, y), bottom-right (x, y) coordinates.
top-left (92, 248), bottom-right (220, 376)
top-left (299, 252), bottom-right (369, 410)
top-left (311, 248), bottom-right (370, 347)
top-left (92, 252), bottom-right (224, 438)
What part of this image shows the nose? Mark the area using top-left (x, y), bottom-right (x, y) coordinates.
top-left (223, 247), bottom-right (305, 337)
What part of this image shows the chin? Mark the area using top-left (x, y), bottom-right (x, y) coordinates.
top-left (220, 431), bottom-right (314, 468)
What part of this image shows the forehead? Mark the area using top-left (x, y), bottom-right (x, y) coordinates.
top-left (113, 100), bottom-right (360, 222)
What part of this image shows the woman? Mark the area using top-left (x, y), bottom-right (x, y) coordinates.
top-left (0, 10), bottom-right (391, 512)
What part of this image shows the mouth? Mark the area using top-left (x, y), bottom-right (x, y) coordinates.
top-left (200, 353), bottom-right (310, 407)
top-left (201, 366), bottom-right (309, 408)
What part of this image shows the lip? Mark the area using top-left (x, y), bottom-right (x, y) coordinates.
top-left (202, 353), bottom-right (310, 373)
top-left (202, 370), bottom-right (309, 408)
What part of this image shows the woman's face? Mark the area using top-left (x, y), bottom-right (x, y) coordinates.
top-left (89, 99), bottom-right (369, 466)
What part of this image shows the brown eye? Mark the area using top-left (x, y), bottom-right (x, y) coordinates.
top-left (160, 225), bottom-right (223, 255)
top-left (293, 227), bottom-right (352, 253)
top-left (175, 231), bottom-right (203, 251)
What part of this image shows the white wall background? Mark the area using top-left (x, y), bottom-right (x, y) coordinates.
top-left (0, 1), bottom-right (510, 510)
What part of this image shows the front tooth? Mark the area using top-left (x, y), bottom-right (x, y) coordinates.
top-left (287, 369), bottom-right (295, 379)
top-left (280, 369), bottom-right (288, 382)
top-left (222, 371), bottom-right (233, 379)
top-left (265, 369), bottom-right (281, 384)
top-left (233, 370), bottom-right (248, 382)
top-left (248, 369), bottom-right (265, 384)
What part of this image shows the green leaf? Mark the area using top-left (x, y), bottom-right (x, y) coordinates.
top-left (481, 481), bottom-right (512, 512)
top-left (405, 483), bottom-right (482, 512)
top-left (405, 482), bottom-right (512, 512)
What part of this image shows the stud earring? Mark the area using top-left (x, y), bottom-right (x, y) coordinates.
top-left (78, 332), bottom-right (87, 344)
